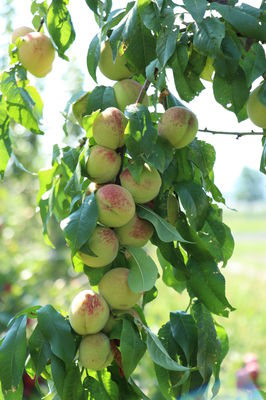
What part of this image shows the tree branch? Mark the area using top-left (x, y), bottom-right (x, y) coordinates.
top-left (136, 78), bottom-right (150, 104)
top-left (37, 17), bottom-right (44, 32)
top-left (198, 128), bottom-right (266, 138)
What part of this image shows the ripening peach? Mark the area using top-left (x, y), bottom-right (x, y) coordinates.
top-left (11, 26), bottom-right (34, 44)
top-left (95, 184), bottom-right (135, 228)
top-left (120, 165), bottom-right (162, 204)
top-left (93, 107), bottom-right (127, 150)
top-left (17, 31), bottom-right (55, 77)
top-left (99, 267), bottom-right (141, 310)
top-left (113, 79), bottom-right (149, 112)
top-left (158, 106), bottom-right (198, 149)
top-left (86, 145), bottom-right (121, 184)
top-left (79, 333), bottom-right (113, 370)
top-left (69, 290), bottom-right (109, 335)
top-left (79, 226), bottom-right (119, 268)
top-left (247, 84), bottom-right (266, 128)
top-left (115, 214), bottom-right (153, 247)
top-left (99, 40), bottom-right (132, 81)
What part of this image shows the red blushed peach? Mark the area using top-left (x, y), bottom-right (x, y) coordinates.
top-left (79, 333), bottom-right (113, 370)
top-left (79, 226), bottom-right (119, 268)
top-left (115, 214), bottom-right (153, 247)
top-left (113, 79), bottom-right (149, 112)
top-left (11, 26), bottom-right (34, 43)
top-left (86, 145), bottom-right (121, 184)
top-left (158, 106), bottom-right (198, 149)
top-left (93, 107), bottom-right (127, 150)
top-left (99, 268), bottom-right (141, 310)
top-left (69, 290), bottom-right (109, 335)
top-left (17, 32), bottom-right (55, 78)
top-left (99, 41), bottom-right (133, 81)
top-left (95, 184), bottom-right (135, 228)
top-left (120, 165), bottom-right (162, 204)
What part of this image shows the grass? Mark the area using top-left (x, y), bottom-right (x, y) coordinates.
top-left (140, 205), bottom-right (266, 397)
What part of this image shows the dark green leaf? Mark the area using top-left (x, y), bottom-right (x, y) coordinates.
top-left (260, 139), bottom-right (266, 174)
top-left (210, 3), bottom-right (266, 41)
top-left (241, 43), bottom-right (266, 87)
top-left (61, 193), bottom-right (98, 254)
top-left (175, 182), bottom-right (209, 231)
top-left (193, 17), bottom-right (225, 56)
top-left (0, 100), bottom-right (11, 179)
top-left (83, 375), bottom-right (110, 400)
top-left (62, 364), bottom-right (86, 400)
top-left (191, 301), bottom-right (221, 381)
top-left (86, 86), bottom-right (118, 114)
top-left (183, 0), bottom-right (207, 23)
top-left (29, 325), bottom-right (51, 376)
top-left (84, 0), bottom-right (98, 14)
top-left (0, 316), bottom-right (27, 393)
top-left (47, 0), bottom-right (76, 59)
top-left (156, 29), bottom-right (178, 67)
top-left (156, 248), bottom-right (186, 293)
top-left (87, 33), bottom-right (101, 82)
top-left (170, 312), bottom-right (197, 365)
top-left (37, 305), bottom-right (76, 366)
top-left (212, 322), bottom-right (229, 397)
top-left (120, 319), bottom-right (146, 378)
top-left (187, 258), bottom-right (234, 317)
top-left (138, 0), bottom-right (160, 31)
top-left (137, 205), bottom-right (187, 243)
top-left (127, 247), bottom-right (158, 293)
top-left (51, 354), bottom-right (66, 397)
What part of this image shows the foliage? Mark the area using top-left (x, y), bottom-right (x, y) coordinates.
top-left (0, 0), bottom-right (266, 399)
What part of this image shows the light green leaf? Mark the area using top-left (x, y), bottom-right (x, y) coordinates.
top-left (127, 246), bottom-right (158, 293)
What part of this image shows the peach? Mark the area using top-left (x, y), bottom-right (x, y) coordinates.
top-left (113, 79), bottom-right (149, 111)
top-left (99, 41), bottom-right (132, 81)
top-left (79, 333), bottom-right (113, 370)
top-left (115, 214), bottom-right (153, 247)
top-left (247, 84), bottom-right (266, 128)
top-left (99, 267), bottom-right (141, 310)
top-left (12, 26), bottom-right (34, 44)
top-left (102, 314), bottom-right (117, 333)
top-left (69, 290), bottom-right (109, 335)
top-left (86, 145), bottom-right (121, 184)
top-left (93, 107), bottom-right (127, 150)
top-left (158, 106), bottom-right (198, 149)
top-left (79, 226), bottom-right (119, 268)
top-left (17, 31), bottom-right (55, 78)
top-left (95, 184), bottom-right (135, 227)
top-left (120, 165), bottom-right (161, 204)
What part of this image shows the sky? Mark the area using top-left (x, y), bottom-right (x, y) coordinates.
top-left (10, 0), bottom-right (266, 198)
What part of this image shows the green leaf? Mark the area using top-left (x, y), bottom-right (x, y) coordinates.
top-left (0, 316), bottom-right (27, 393)
top-left (127, 246), bottom-right (158, 292)
top-left (120, 319), bottom-right (146, 378)
top-left (187, 258), bottom-right (234, 317)
top-left (51, 354), bottom-right (66, 398)
top-left (60, 193), bottom-right (98, 254)
top-left (213, 67), bottom-right (249, 119)
top-left (138, 0), bottom-right (160, 32)
top-left (174, 182), bottom-right (210, 231)
top-left (156, 28), bottom-right (178, 67)
top-left (260, 139), bottom-right (266, 175)
top-left (85, 86), bottom-right (118, 115)
top-left (170, 312), bottom-right (198, 365)
top-left (0, 100), bottom-right (11, 179)
top-left (146, 328), bottom-right (189, 372)
top-left (193, 17), bottom-right (225, 56)
top-left (37, 305), bottom-right (76, 366)
top-left (97, 370), bottom-right (119, 400)
top-left (2, 380), bottom-right (23, 400)
top-left (87, 33), bottom-right (101, 82)
top-left (47, 0), bottom-right (76, 59)
top-left (37, 167), bottom-right (56, 203)
top-left (83, 375), bottom-right (110, 400)
top-left (156, 248), bottom-right (186, 293)
top-left (191, 301), bottom-right (221, 382)
top-left (137, 205), bottom-right (187, 243)
top-left (39, 196), bottom-right (55, 248)
top-left (84, 0), bottom-right (98, 14)
top-left (1, 70), bottom-right (43, 134)
top-left (62, 364), bottom-right (86, 400)
top-left (29, 325), bottom-right (51, 376)
top-left (210, 3), bottom-right (266, 41)
top-left (212, 322), bottom-right (229, 397)
top-left (183, 0), bottom-right (207, 23)
top-left (241, 43), bottom-right (266, 87)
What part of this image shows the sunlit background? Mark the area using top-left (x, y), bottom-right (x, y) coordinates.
top-left (0, 0), bottom-right (265, 398)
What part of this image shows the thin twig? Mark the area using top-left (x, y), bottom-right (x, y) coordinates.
top-left (198, 128), bottom-right (266, 138)
top-left (37, 17), bottom-right (44, 32)
top-left (136, 78), bottom-right (150, 104)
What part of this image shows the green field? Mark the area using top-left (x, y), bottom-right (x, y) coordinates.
top-left (141, 205), bottom-right (266, 397)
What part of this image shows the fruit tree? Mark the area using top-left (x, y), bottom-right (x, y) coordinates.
top-left (0, 0), bottom-right (266, 399)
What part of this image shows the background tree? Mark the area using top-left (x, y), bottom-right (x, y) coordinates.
top-left (234, 166), bottom-right (266, 202)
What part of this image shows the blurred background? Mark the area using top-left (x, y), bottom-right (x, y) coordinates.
top-left (1, 0), bottom-right (265, 398)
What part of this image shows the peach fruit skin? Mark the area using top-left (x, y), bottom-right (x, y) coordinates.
top-left (93, 107), bottom-right (127, 150)
top-left (120, 165), bottom-right (162, 204)
top-left (12, 26), bottom-right (34, 43)
top-left (113, 79), bottom-right (149, 112)
top-left (99, 267), bottom-right (141, 310)
top-left (86, 145), bottom-right (121, 184)
top-left (99, 41), bottom-right (132, 81)
top-left (158, 106), bottom-right (198, 149)
top-left (115, 214), bottom-right (154, 247)
top-left (69, 290), bottom-right (109, 335)
top-left (247, 84), bottom-right (266, 128)
top-left (79, 333), bottom-right (113, 370)
top-left (17, 32), bottom-right (55, 78)
top-left (79, 226), bottom-right (119, 268)
top-left (95, 184), bottom-right (136, 228)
